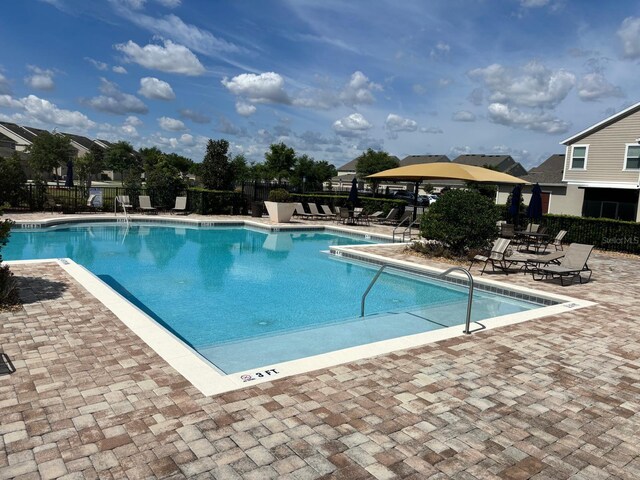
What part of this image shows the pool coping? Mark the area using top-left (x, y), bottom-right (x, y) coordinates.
top-left (6, 220), bottom-right (596, 396)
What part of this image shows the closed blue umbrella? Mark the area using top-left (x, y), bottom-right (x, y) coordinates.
top-left (65, 160), bottom-right (74, 187)
top-left (526, 183), bottom-right (543, 220)
top-left (347, 177), bottom-right (359, 206)
top-left (508, 184), bottom-right (521, 225)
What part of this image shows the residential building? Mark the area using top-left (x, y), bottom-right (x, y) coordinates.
top-left (452, 154), bottom-right (527, 177)
top-left (560, 102), bottom-right (640, 222)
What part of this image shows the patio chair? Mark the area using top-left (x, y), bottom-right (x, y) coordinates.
top-left (138, 195), bottom-right (157, 214)
top-left (86, 194), bottom-right (97, 212)
top-left (367, 211), bottom-right (384, 220)
top-left (500, 223), bottom-right (516, 239)
top-left (384, 211), bottom-right (412, 226)
top-left (337, 207), bottom-right (351, 224)
top-left (320, 205), bottom-right (334, 217)
top-left (469, 238), bottom-right (512, 275)
top-left (171, 196), bottom-right (188, 214)
top-left (504, 250), bottom-right (565, 271)
top-left (535, 229), bottom-right (567, 252)
top-left (115, 195), bottom-right (133, 212)
top-left (531, 243), bottom-right (594, 286)
top-left (377, 207), bottom-right (400, 224)
top-left (293, 202), bottom-right (314, 219)
top-left (307, 203), bottom-right (332, 220)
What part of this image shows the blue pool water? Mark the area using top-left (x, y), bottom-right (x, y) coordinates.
top-left (5, 223), bottom-right (542, 373)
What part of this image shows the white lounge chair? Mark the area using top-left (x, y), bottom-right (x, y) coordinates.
top-left (139, 195), bottom-right (157, 214)
top-left (469, 238), bottom-right (512, 275)
top-left (171, 196), bottom-right (188, 214)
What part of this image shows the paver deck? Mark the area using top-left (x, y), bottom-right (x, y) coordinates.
top-left (1, 213), bottom-right (640, 479)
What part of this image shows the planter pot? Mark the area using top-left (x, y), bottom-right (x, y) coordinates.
top-left (264, 201), bottom-right (296, 223)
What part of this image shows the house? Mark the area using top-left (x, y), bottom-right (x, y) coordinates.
top-left (0, 122), bottom-right (39, 151)
top-left (560, 102), bottom-right (640, 222)
top-left (496, 154), bottom-right (568, 214)
top-left (452, 154), bottom-right (527, 177)
top-left (399, 154), bottom-right (449, 166)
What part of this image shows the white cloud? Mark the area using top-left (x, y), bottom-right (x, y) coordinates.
top-left (120, 0), bottom-right (146, 9)
top-left (487, 102), bottom-right (570, 134)
top-left (235, 101), bottom-right (256, 117)
top-left (385, 113), bottom-right (418, 132)
top-left (85, 57), bottom-right (109, 71)
top-left (332, 113), bottom-right (372, 137)
top-left (618, 17), bottom-right (640, 59)
top-left (430, 41), bottom-right (450, 59)
top-left (339, 71), bottom-right (381, 106)
top-left (84, 78), bottom-right (148, 115)
top-left (180, 133), bottom-right (194, 145)
top-left (156, 0), bottom-right (181, 6)
top-left (469, 61), bottom-right (575, 109)
top-left (179, 108), bottom-right (211, 123)
top-left (158, 116), bottom-right (186, 131)
top-left (578, 73), bottom-right (624, 101)
top-left (222, 72), bottom-right (290, 104)
top-left (0, 94), bottom-right (25, 109)
top-left (112, 66), bottom-right (127, 74)
top-left (138, 76), bottom-right (175, 100)
top-left (24, 66), bottom-right (55, 91)
top-left (452, 110), bottom-right (476, 122)
top-left (420, 126), bottom-right (444, 134)
top-left (115, 39), bottom-right (205, 76)
top-left (0, 73), bottom-right (10, 95)
top-left (124, 115), bottom-right (143, 127)
top-left (520, 0), bottom-right (550, 7)
top-left (0, 93), bottom-right (94, 129)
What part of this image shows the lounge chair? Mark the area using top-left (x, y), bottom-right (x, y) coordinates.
top-left (293, 203), bottom-right (314, 219)
top-left (86, 194), bottom-right (97, 212)
top-left (535, 229), bottom-right (567, 252)
top-left (469, 238), bottom-right (512, 275)
top-left (377, 207), bottom-right (400, 224)
top-left (115, 195), bottom-right (133, 211)
top-left (383, 211), bottom-right (412, 226)
top-left (367, 211), bottom-right (384, 220)
top-left (504, 250), bottom-right (565, 271)
top-left (531, 243), bottom-right (594, 286)
top-left (307, 203), bottom-right (332, 219)
top-left (337, 207), bottom-right (351, 224)
top-left (320, 205), bottom-right (334, 217)
top-left (139, 195), bottom-right (157, 214)
top-left (500, 223), bottom-right (516, 239)
top-left (171, 196), bottom-right (188, 214)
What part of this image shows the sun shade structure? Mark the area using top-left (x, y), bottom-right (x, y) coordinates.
top-left (367, 162), bottom-right (529, 184)
top-left (368, 162), bottom-right (528, 220)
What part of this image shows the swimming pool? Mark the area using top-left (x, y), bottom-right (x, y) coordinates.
top-left (5, 222), bottom-right (551, 376)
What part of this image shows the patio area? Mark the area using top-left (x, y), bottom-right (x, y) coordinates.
top-left (1, 213), bottom-right (640, 479)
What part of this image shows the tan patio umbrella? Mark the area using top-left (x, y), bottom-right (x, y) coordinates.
top-left (367, 162), bottom-right (528, 219)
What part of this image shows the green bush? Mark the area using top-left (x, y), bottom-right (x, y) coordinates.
top-left (420, 189), bottom-right (499, 256)
top-left (268, 188), bottom-right (291, 203)
top-left (188, 188), bottom-right (248, 215)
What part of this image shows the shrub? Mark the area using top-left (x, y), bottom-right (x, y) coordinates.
top-left (268, 188), bottom-right (291, 203)
top-left (188, 188), bottom-right (248, 215)
top-left (420, 189), bottom-right (499, 256)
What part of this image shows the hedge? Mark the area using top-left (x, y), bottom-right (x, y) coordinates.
top-left (542, 214), bottom-right (640, 254)
top-left (187, 188), bottom-right (248, 215)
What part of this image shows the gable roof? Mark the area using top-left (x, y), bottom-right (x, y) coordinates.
top-left (62, 132), bottom-right (95, 150)
top-left (520, 154), bottom-right (565, 185)
top-left (337, 155), bottom-right (401, 172)
top-left (399, 154), bottom-right (450, 166)
top-left (561, 101), bottom-right (640, 145)
top-left (0, 121), bottom-right (40, 144)
top-left (453, 154), bottom-right (528, 177)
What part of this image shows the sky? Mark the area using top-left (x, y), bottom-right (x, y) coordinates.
top-left (1, 0), bottom-right (640, 169)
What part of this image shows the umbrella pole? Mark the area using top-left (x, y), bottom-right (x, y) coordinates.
top-left (412, 180), bottom-right (420, 221)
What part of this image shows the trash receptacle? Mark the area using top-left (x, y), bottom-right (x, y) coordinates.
top-left (251, 201), bottom-right (264, 217)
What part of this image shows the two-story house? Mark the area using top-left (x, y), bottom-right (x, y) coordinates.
top-left (561, 102), bottom-right (640, 222)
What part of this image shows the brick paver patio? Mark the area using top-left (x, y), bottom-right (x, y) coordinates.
top-left (1, 214), bottom-right (640, 479)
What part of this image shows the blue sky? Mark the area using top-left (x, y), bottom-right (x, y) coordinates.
top-left (1, 0), bottom-right (639, 168)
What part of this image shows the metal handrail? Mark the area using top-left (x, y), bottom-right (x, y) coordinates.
top-left (361, 265), bottom-right (475, 336)
top-left (392, 216), bottom-right (411, 242)
top-left (401, 218), bottom-right (421, 242)
top-left (115, 196), bottom-right (130, 225)
top-left (438, 267), bottom-right (474, 334)
top-left (361, 264), bottom-right (389, 317)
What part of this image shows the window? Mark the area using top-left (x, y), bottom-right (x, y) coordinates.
top-left (570, 145), bottom-right (587, 169)
top-left (625, 144), bottom-right (640, 170)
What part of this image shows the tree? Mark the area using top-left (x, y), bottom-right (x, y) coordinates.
top-left (139, 146), bottom-right (165, 173)
top-left (75, 151), bottom-right (104, 191)
top-left (165, 153), bottom-right (194, 177)
top-left (0, 153), bottom-right (27, 206)
top-left (201, 139), bottom-right (233, 190)
top-left (230, 154), bottom-right (249, 184)
top-left (290, 155), bottom-right (337, 192)
top-left (264, 142), bottom-right (296, 183)
top-left (104, 141), bottom-right (141, 182)
top-left (420, 189), bottom-right (499, 256)
top-left (355, 149), bottom-right (399, 195)
top-left (28, 131), bottom-right (74, 185)
top-left (145, 159), bottom-right (186, 209)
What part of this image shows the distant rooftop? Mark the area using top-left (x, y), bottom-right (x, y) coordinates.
top-left (399, 154), bottom-right (450, 166)
top-left (520, 154), bottom-right (565, 185)
top-left (452, 154), bottom-right (527, 177)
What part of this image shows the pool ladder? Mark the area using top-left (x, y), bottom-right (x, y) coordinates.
top-left (360, 265), bottom-right (475, 334)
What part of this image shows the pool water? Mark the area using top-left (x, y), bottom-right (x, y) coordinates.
top-left (5, 224), bottom-right (542, 373)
